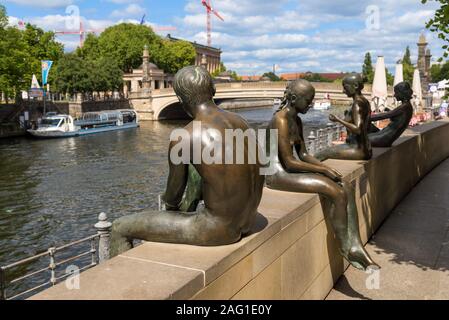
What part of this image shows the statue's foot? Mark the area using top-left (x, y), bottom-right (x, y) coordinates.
top-left (341, 245), bottom-right (380, 271)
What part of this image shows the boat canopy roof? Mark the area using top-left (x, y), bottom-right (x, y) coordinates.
top-left (81, 110), bottom-right (123, 122)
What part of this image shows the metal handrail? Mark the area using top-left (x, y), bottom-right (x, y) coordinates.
top-left (0, 213), bottom-right (112, 300)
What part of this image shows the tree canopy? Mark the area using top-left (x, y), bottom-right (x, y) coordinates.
top-left (429, 60), bottom-right (449, 82)
top-left (262, 72), bottom-right (281, 81)
top-left (77, 23), bottom-right (196, 74)
top-left (0, 6), bottom-right (64, 102)
top-left (0, 10), bottom-right (197, 102)
top-left (422, 0), bottom-right (449, 61)
top-left (401, 46), bottom-right (414, 84)
top-left (362, 52), bottom-right (374, 83)
top-left (0, 4), bottom-right (7, 29)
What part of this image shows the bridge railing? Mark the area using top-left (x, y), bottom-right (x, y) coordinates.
top-left (149, 81), bottom-right (379, 96)
top-left (0, 213), bottom-right (112, 300)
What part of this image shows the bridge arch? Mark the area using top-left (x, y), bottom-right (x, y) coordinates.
top-left (155, 101), bottom-right (191, 120)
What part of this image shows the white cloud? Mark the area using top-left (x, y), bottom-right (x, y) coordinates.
top-left (173, 0), bottom-right (445, 75)
top-left (5, 0), bottom-right (73, 8)
top-left (110, 3), bottom-right (145, 18)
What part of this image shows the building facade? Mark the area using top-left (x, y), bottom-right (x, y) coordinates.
top-left (122, 45), bottom-right (173, 98)
top-left (167, 35), bottom-right (222, 74)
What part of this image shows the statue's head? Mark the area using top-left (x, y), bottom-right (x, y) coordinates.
top-left (174, 66), bottom-right (216, 117)
top-left (342, 73), bottom-right (364, 97)
top-left (284, 79), bottom-right (315, 114)
top-left (394, 81), bottom-right (413, 102)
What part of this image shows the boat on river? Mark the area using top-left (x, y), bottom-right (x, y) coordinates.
top-left (28, 109), bottom-right (139, 138)
top-left (313, 100), bottom-right (331, 110)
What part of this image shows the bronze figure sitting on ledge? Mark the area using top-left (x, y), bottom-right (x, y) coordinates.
top-left (369, 81), bottom-right (414, 148)
top-left (315, 73), bottom-right (372, 161)
top-left (266, 79), bottom-right (378, 270)
top-left (110, 66), bottom-right (265, 257)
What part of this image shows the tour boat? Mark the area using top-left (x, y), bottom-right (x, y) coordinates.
top-left (28, 109), bottom-right (139, 138)
top-left (313, 100), bottom-right (331, 110)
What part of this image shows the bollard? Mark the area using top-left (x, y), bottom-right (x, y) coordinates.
top-left (317, 129), bottom-right (324, 151)
top-left (95, 212), bottom-right (112, 264)
top-left (0, 267), bottom-right (5, 300)
top-left (307, 131), bottom-right (317, 154)
top-left (48, 247), bottom-right (57, 286)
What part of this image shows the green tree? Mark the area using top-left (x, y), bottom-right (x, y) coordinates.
top-left (76, 33), bottom-right (101, 61)
top-left (262, 72), bottom-right (281, 81)
top-left (54, 53), bottom-right (89, 95)
top-left (95, 23), bottom-right (162, 73)
top-left (303, 73), bottom-right (333, 83)
top-left (422, 0), bottom-right (449, 61)
top-left (401, 46), bottom-right (415, 84)
top-left (0, 4), bottom-right (7, 29)
top-left (386, 68), bottom-right (394, 86)
top-left (0, 7), bottom-right (63, 102)
top-left (80, 23), bottom-right (196, 75)
top-left (430, 63), bottom-right (442, 82)
top-left (211, 62), bottom-right (227, 77)
top-left (362, 52), bottom-right (374, 83)
top-left (155, 40), bottom-right (196, 74)
top-left (0, 27), bottom-right (29, 102)
top-left (429, 61), bottom-right (449, 82)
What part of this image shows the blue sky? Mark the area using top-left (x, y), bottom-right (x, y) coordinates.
top-left (2, 0), bottom-right (445, 75)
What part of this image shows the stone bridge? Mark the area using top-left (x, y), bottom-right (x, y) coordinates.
top-left (130, 81), bottom-right (380, 121)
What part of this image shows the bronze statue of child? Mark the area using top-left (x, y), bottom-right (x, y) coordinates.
top-left (368, 82), bottom-right (414, 147)
top-left (315, 73), bottom-right (372, 161)
top-left (266, 79), bottom-right (378, 270)
top-left (110, 66), bottom-right (265, 257)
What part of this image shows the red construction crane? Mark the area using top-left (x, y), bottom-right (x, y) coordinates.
top-left (201, 0), bottom-right (224, 47)
top-left (54, 21), bottom-right (100, 48)
top-left (55, 21), bottom-right (177, 48)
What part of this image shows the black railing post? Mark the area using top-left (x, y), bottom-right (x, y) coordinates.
top-left (0, 267), bottom-right (6, 300)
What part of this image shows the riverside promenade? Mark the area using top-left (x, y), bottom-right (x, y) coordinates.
top-left (30, 119), bottom-right (449, 300)
top-left (327, 158), bottom-right (449, 300)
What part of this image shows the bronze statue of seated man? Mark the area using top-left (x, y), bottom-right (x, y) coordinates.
top-left (110, 66), bottom-right (265, 257)
top-left (266, 79), bottom-right (377, 270)
top-left (368, 81), bottom-right (414, 148)
top-left (315, 73), bottom-right (372, 161)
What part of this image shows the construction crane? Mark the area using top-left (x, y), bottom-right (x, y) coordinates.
top-left (54, 21), bottom-right (100, 48)
top-left (55, 19), bottom-right (177, 48)
top-left (201, 0), bottom-right (224, 47)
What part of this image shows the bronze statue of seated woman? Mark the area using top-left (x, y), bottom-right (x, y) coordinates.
top-left (110, 66), bottom-right (265, 257)
top-left (368, 81), bottom-right (414, 148)
top-left (314, 73), bottom-right (372, 161)
top-left (266, 79), bottom-right (378, 270)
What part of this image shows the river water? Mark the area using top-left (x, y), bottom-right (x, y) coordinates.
top-left (0, 106), bottom-right (342, 298)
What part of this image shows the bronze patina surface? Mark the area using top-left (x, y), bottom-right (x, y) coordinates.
top-left (369, 82), bottom-right (414, 148)
top-left (266, 79), bottom-right (377, 270)
top-left (110, 66), bottom-right (265, 257)
top-left (315, 73), bottom-right (372, 161)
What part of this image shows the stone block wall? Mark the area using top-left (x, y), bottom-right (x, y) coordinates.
top-left (30, 120), bottom-right (449, 300)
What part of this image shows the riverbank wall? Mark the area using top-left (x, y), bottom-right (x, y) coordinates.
top-left (30, 119), bottom-right (449, 300)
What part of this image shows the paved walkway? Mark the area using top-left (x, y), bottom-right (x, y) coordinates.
top-left (327, 158), bottom-right (449, 300)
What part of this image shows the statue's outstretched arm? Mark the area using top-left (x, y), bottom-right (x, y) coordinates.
top-left (332, 102), bottom-right (364, 135)
top-left (371, 106), bottom-right (403, 121)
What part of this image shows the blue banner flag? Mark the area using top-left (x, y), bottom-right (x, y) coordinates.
top-left (41, 60), bottom-right (53, 86)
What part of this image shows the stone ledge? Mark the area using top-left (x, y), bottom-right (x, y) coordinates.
top-left (30, 119), bottom-right (449, 300)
